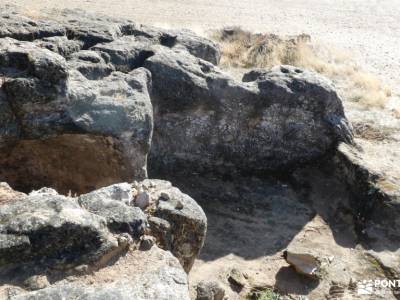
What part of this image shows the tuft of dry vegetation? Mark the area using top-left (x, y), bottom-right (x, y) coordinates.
top-left (247, 287), bottom-right (289, 300)
top-left (211, 27), bottom-right (392, 108)
top-left (352, 122), bottom-right (395, 141)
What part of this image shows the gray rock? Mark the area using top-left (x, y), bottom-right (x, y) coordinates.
top-left (68, 50), bottom-right (114, 80)
top-left (135, 191), bottom-right (151, 209)
top-left (0, 38), bottom-right (68, 85)
top-left (139, 235), bottom-right (156, 251)
top-left (29, 187), bottom-right (59, 196)
top-left (196, 281), bottom-right (225, 300)
top-left (78, 183), bottom-right (147, 237)
top-left (142, 179), bottom-right (207, 272)
top-left (56, 9), bottom-right (125, 49)
top-left (227, 268), bottom-right (247, 290)
top-left (91, 36), bottom-right (155, 72)
top-left (172, 29), bottom-right (221, 65)
top-left (67, 67), bottom-right (153, 181)
top-left (160, 192), bottom-right (170, 201)
top-left (10, 247), bottom-right (190, 300)
top-left (0, 89), bottom-right (19, 145)
top-left (0, 9), bottom-right (65, 41)
top-left (0, 37), bottom-right (153, 193)
top-left (0, 194), bottom-right (117, 273)
top-left (123, 23), bottom-right (220, 64)
top-left (34, 36), bottom-right (82, 57)
top-left (144, 49), bottom-right (353, 175)
top-left (24, 275), bottom-right (50, 291)
top-left (148, 216), bottom-right (172, 250)
top-left (78, 183), bottom-right (134, 205)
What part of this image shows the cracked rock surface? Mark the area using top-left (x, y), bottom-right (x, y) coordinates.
top-left (0, 180), bottom-right (205, 299)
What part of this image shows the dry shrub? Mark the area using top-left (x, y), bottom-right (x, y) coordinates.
top-left (211, 27), bottom-right (392, 108)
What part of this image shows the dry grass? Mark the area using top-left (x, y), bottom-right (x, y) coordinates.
top-left (211, 27), bottom-right (392, 108)
top-left (352, 122), bottom-right (395, 141)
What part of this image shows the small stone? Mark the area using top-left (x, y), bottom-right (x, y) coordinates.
top-left (160, 191), bottom-right (170, 201)
top-left (227, 268), bottom-right (246, 290)
top-left (175, 200), bottom-right (184, 210)
top-left (139, 235), bottom-right (156, 251)
top-left (135, 192), bottom-right (151, 209)
top-left (283, 250), bottom-right (321, 278)
top-left (196, 280), bottom-right (225, 300)
top-left (24, 275), bottom-right (50, 291)
top-left (74, 264), bottom-right (90, 274)
top-left (117, 233), bottom-right (133, 247)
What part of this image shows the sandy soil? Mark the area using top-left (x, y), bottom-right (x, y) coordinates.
top-left (5, 0), bottom-right (400, 96)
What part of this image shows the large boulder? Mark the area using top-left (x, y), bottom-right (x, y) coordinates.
top-left (0, 180), bottom-right (206, 287)
top-left (144, 50), bottom-right (353, 175)
top-left (0, 8), bottom-right (351, 189)
top-left (0, 192), bottom-right (118, 278)
top-left (0, 38), bottom-right (153, 194)
top-left (0, 8), bottom-right (223, 194)
top-left (0, 181), bottom-right (205, 299)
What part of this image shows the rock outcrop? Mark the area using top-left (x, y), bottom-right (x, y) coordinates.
top-left (146, 56), bottom-right (352, 175)
top-left (0, 7), bottom-right (227, 194)
top-left (0, 7), bottom-right (367, 300)
top-left (0, 8), bottom-right (352, 195)
top-left (0, 192), bottom-right (118, 276)
top-left (0, 37), bottom-right (153, 194)
top-left (0, 180), bottom-right (204, 299)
